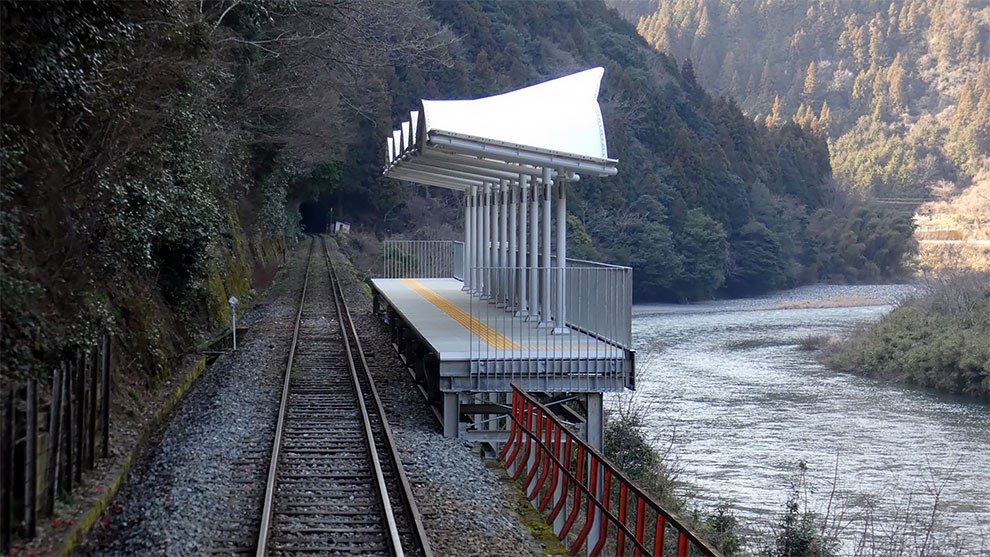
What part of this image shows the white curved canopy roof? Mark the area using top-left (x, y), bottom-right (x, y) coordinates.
top-left (421, 67), bottom-right (609, 160)
top-left (385, 67), bottom-right (618, 191)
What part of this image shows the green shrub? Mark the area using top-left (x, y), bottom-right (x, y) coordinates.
top-left (828, 272), bottom-right (990, 399)
top-left (605, 403), bottom-right (742, 555)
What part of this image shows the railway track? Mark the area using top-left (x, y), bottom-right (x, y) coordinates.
top-left (255, 236), bottom-right (431, 556)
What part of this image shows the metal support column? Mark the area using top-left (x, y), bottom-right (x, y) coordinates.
top-left (492, 184), bottom-right (501, 304)
top-left (473, 185), bottom-right (482, 295)
top-left (553, 172), bottom-right (569, 334)
top-left (481, 182), bottom-right (491, 299)
top-left (538, 166), bottom-right (553, 328)
top-left (443, 393), bottom-right (459, 439)
top-left (463, 189), bottom-right (472, 291)
top-left (499, 179), bottom-right (509, 308)
top-left (527, 177), bottom-right (540, 321)
top-left (508, 181), bottom-right (518, 311)
top-left (489, 182), bottom-right (498, 302)
top-left (516, 174), bottom-right (529, 317)
top-left (586, 392), bottom-right (604, 554)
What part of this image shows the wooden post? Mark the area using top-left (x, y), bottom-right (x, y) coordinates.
top-left (88, 349), bottom-right (97, 470)
top-left (24, 379), bottom-right (37, 538)
top-left (45, 366), bottom-right (63, 516)
top-left (74, 350), bottom-right (83, 483)
top-left (1, 384), bottom-right (13, 554)
top-left (62, 360), bottom-right (73, 494)
top-left (101, 335), bottom-right (110, 459)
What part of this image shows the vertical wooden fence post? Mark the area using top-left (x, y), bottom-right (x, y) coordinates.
top-left (101, 335), bottom-right (110, 459)
top-left (62, 361), bottom-right (73, 494)
top-left (24, 379), bottom-right (37, 538)
top-left (74, 350), bottom-right (83, 483)
top-left (1, 384), bottom-right (13, 554)
top-left (88, 348), bottom-right (97, 470)
top-left (45, 366), bottom-right (63, 516)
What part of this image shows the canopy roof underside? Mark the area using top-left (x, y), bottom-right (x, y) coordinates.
top-left (384, 67), bottom-right (618, 191)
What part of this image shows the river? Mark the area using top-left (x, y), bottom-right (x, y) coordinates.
top-left (628, 284), bottom-right (990, 555)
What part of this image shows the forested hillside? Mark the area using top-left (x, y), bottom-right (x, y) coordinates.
top-left (413, 1), bottom-right (914, 299)
top-left (0, 0), bottom-right (450, 379)
top-left (611, 0), bottom-right (990, 203)
top-left (2, 0), bottom-right (915, 380)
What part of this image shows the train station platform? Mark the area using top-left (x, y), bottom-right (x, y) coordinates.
top-left (371, 275), bottom-right (633, 439)
top-left (373, 278), bottom-right (625, 359)
top-left (377, 68), bottom-right (632, 446)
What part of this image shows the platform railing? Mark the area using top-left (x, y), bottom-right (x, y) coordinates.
top-left (453, 241), bottom-right (465, 281)
top-left (467, 265), bottom-right (631, 392)
top-left (501, 385), bottom-right (722, 557)
top-left (561, 258), bottom-right (632, 349)
top-left (382, 240), bottom-right (456, 278)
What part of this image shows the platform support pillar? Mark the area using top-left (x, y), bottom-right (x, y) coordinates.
top-left (498, 179), bottom-right (508, 307)
top-left (482, 182), bottom-right (491, 299)
top-left (463, 188), bottom-right (472, 291)
top-left (489, 183), bottom-right (502, 304)
top-left (443, 392), bottom-right (459, 439)
top-left (492, 183), bottom-right (501, 304)
top-left (527, 176), bottom-right (540, 321)
top-left (508, 180), bottom-right (518, 311)
top-left (473, 185), bottom-right (482, 295)
top-left (553, 172), bottom-right (568, 334)
top-left (538, 167), bottom-right (553, 328)
top-left (517, 174), bottom-right (529, 317)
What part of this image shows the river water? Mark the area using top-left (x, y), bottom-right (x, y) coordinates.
top-left (628, 284), bottom-right (990, 555)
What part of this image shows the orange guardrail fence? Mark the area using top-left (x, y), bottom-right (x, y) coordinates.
top-left (500, 385), bottom-right (722, 557)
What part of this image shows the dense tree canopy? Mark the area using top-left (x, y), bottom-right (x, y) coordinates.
top-left (612, 0), bottom-right (989, 201)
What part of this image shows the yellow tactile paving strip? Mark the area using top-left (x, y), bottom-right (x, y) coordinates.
top-left (401, 278), bottom-right (521, 350)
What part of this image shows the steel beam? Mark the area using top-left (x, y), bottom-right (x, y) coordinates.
top-left (399, 160), bottom-right (495, 186)
top-left (420, 150), bottom-right (564, 178)
top-left (428, 133), bottom-right (619, 177)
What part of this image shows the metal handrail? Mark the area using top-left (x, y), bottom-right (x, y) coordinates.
top-left (500, 385), bottom-right (722, 557)
top-left (382, 240), bottom-right (456, 278)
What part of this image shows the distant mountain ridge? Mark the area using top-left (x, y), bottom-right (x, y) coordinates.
top-left (609, 0), bottom-right (990, 202)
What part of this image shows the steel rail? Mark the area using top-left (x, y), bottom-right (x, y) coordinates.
top-left (256, 237), bottom-right (314, 556)
top-left (321, 237), bottom-right (404, 556)
top-left (324, 239), bottom-right (434, 557)
top-left (255, 236), bottom-right (429, 556)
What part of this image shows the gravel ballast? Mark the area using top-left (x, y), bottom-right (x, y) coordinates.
top-left (81, 238), bottom-right (548, 556)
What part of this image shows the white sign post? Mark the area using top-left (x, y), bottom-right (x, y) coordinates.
top-left (229, 296), bottom-right (239, 351)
